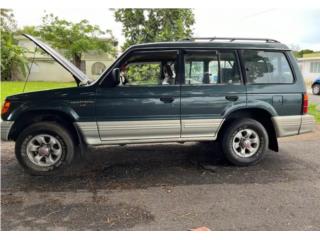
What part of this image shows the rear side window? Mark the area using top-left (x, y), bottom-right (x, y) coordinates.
top-left (241, 50), bottom-right (294, 84)
top-left (184, 50), bottom-right (241, 85)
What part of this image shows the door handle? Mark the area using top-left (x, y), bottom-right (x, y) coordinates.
top-left (225, 95), bottom-right (239, 101)
top-left (160, 97), bottom-right (174, 103)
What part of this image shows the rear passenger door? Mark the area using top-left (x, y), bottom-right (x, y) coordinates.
top-left (180, 50), bottom-right (247, 139)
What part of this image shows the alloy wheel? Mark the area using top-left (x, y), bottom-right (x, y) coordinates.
top-left (232, 128), bottom-right (260, 158)
top-left (26, 134), bottom-right (63, 167)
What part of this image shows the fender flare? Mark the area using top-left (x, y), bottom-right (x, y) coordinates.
top-left (7, 102), bottom-right (79, 122)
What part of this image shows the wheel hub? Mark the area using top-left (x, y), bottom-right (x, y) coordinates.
top-left (38, 145), bottom-right (50, 156)
top-left (241, 139), bottom-right (251, 149)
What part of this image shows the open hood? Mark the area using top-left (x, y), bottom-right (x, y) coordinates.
top-left (23, 34), bottom-right (90, 85)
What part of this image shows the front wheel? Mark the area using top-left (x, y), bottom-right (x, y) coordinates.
top-left (15, 122), bottom-right (75, 175)
top-left (312, 84), bottom-right (320, 95)
top-left (221, 118), bottom-right (268, 166)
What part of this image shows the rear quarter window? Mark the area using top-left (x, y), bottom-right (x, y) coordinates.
top-left (241, 50), bottom-right (294, 84)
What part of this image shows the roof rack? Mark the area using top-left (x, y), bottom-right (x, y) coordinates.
top-left (182, 37), bottom-right (280, 43)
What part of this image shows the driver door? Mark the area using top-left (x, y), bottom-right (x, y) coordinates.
top-left (95, 50), bottom-right (181, 143)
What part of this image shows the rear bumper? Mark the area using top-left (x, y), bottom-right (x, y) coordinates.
top-left (1, 121), bottom-right (14, 141)
top-left (272, 114), bottom-right (316, 137)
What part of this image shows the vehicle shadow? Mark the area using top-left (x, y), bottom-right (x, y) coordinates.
top-left (1, 141), bottom-right (301, 192)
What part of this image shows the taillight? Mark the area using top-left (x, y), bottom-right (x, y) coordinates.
top-left (1, 100), bottom-right (11, 115)
top-left (303, 93), bottom-right (308, 114)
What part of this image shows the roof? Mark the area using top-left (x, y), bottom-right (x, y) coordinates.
top-left (298, 57), bottom-right (320, 61)
top-left (302, 52), bottom-right (320, 58)
top-left (129, 40), bottom-right (290, 51)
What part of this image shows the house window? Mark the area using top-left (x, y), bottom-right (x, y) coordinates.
top-left (92, 62), bottom-right (106, 75)
top-left (310, 62), bottom-right (320, 73)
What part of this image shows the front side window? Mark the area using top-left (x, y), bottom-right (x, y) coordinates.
top-left (241, 50), bottom-right (294, 84)
top-left (118, 51), bottom-right (177, 86)
top-left (184, 51), bottom-right (241, 85)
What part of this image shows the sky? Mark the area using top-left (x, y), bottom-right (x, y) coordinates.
top-left (12, 8), bottom-right (320, 51)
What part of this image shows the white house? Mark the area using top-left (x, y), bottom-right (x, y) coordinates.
top-left (15, 35), bottom-right (115, 82)
top-left (297, 54), bottom-right (320, 86)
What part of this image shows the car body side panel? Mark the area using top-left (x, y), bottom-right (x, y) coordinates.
top-left (180, 85), bottom-right (247, 138)
top-left (95, 85), bottom-right (181, 142)
top-left (246, 93), bottom-right (302, 116)
top-left (4, 86), bottom-right (96, 122)
top-left (3, 86), bottom-right (98, 142)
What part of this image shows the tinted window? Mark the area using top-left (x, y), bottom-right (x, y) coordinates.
top-left (119, 51), bottom-right (177, 86)
top-left (242, 50), bottom-right (294, 84)
top-left (124, 63), bottom-right (162, 86)
top-left (184, 51), bottom-right (241, 85)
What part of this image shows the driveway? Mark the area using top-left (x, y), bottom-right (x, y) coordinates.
top-left (1, 126), bottom-right (320, 230)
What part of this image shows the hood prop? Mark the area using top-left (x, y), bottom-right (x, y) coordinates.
top-left (22, 46), bottom-right (38, 93)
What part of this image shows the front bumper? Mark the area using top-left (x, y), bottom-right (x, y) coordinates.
top-left (1, 121), bottom-right (14, 141)
top-left (272, 114), bottom-right (316, 137)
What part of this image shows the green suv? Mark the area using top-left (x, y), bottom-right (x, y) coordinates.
top-left (1, 35), bottom-right (316, 175)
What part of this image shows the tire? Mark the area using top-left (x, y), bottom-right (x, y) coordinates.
top-left (312, 84), bottom-right (320, 95)
top-left (221, 118), bottom-right (268, 166)
top-left (15, 122), bottom-right (75, 175)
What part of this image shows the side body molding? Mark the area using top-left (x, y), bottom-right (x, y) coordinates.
top-left (181, 119), bottom-right (224, 138)
top-left (76, 119), bottom-right (225, 145)
top-left (75, 122), bottom-right (100, 145)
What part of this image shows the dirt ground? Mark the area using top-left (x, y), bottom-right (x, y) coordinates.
top-left (1, 124), bottom-right (320, 230)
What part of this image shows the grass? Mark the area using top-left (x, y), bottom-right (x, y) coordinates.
top-left (308, 103), bottom-right (320, 124)
top-left (1, 81), bottom-right (320, 124)
top-left (1, 81), bottom-right (76, 103)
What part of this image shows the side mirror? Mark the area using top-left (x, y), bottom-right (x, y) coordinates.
top-left (112, 68), bottom-right (120, 86)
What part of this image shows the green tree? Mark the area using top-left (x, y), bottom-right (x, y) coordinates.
top-left (114, 9), bottom-right (195, 49)
top-left (1, 9), bottom-right (28, 81)
top-left (293, 49), bottom-right (314, 58)
top-left (24, 13), bottom-right (117, 69)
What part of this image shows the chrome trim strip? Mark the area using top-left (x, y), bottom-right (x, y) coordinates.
top-left (299, 114), bottom-right (316, 134)
top-left (1, 121), bottom-right (14, 141)
top-left (272, 115), bottom-right (316, 137)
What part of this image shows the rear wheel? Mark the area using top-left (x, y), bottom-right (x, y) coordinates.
top-left (15, 122), bottom-right (75, 175)
top-left (221, 118), bottom-right (268, 166)
top-left (312, 84), bottom-right (320, 95)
